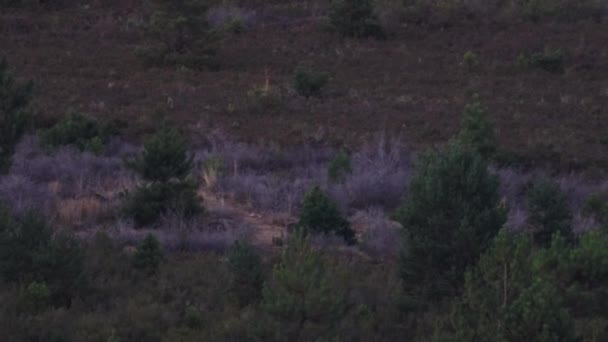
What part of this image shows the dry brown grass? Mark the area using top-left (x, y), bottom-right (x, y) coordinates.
top-left (55, 197), bottom-right (111, 229)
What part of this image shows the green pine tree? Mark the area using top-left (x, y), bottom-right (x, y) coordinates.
top-left (124, 127), bottom-right (202, 226)
top-left (526, 179), bottom-right (574, 247)
top-left (0, 204), bottom-right (85, 307)
top-left (396, 143), bottom-right (507, 307)
top-left (227, 240), bottom-right (264, 307)
top-left (133, 234), bottom-right (164, 275)
top-left (457, 96), bottom-right (498, 160)
top-left (0, 208), bottom-right (53, 283)
top-left (327, 150), bottom-right (352, 183)
top-left (128, 127), bottom-right (193, 183)
top-left (298, 186), bottom-right (356, 244)
top-left (260, 231), bottom-right (348, 341)
top-left (439, 231), bottom-right (577, 342)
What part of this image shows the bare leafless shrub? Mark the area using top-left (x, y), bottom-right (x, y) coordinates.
top-left (0, 175), bottom-right (55, 217)
top-left (219, 172), bottom-right (319, 213)
top-left (199, 133), bottom-right (334, 213)
top-left (157, 209), bottom-right (253, 252)
top-left (109, 210), bottom-right (253, 253)
top-left (555, 174), bottom-right (599, 211)
top-left (352, 207), bottom-right (401, 258)
top-left (333, 135), bottom-right (410, 210)
top-left (196, 133), bottom-right (333, 174)
top-left (494, 166), bottom-right (533, 209)
top-left (10, 135), bottom-right (137, 199)
top-left (572, 213), bottom-right (598, 234)
top-left (309, 233), bottom-right (349, 250)
top-left (207, 134), bottom-right (410, 215)
top-left (505, 207), bottom-right (529, 232)
top-left (194, 135), bottom-right (274, 177)
top-left (103, 136), bottom-right (140, 158)
top-left (10, 130), bottom-right (608, 254)
top-left (495, 166), bottom-right (608, 235)
top-left (0, 135), bottom-right (137, 229)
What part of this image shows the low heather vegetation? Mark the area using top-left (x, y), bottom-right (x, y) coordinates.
top-left (1, 1), bottom-right (608, 340)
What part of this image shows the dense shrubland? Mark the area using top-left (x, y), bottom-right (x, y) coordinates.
top-left (0, 84), bottom-right (606, 339)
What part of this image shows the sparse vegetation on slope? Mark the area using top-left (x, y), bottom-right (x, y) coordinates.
top-left (1, 1), bottom-right (608, 340)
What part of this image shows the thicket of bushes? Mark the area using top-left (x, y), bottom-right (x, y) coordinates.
top-left (0, 94), bottom-right (606, 340)
top-left (0, 195), bottom-right (606, 341)
top-left (41, 112), bottom-right (117, 154)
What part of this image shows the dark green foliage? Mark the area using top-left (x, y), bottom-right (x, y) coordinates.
top-left (329, 0), bottom-right (384, 38)
top-left (0, 208), bottom-right (52, 283)
top-left (42, 233), bottom-right (86, 306)
top-left (0, 204), bottom-right (85, 307)
top-left (260, 231), bottom-right (348, 341)
top-left (0, 226), bottom-right (605, 341)
top-left (298, 186), bottom-right (356, 244)
top-left (439, 231), bottom-right (577, 342)
top-left (396, 143), bottom-right (506, 306)
top-left (41, 112), bottom-right (115, 153)
top-left (502, 278), bottom-right (576, 342)
top-left (140, 0), bottom-right (217, 68)
top-left (515, 49), bottom-right (567, 74)
top-left (567, 232), bottom-right (608, 285)
top-left (529, 48), bottom-right (566, 74)
top-left (133, 234), bottom-right (164, 275)
top-left (293, 65), bottom-right (329, 98)
top-left (0, 57), bottom-right (32, 174)
top-left (457, 97), bottom-right (498, 160)
top-left (583, 193), bottom-right (608, 226)
top-left (328, 150), bottom-right (352, 183)
top-left (128, 127), bottom-right (194, 183)
top-left (227, 240), bottom-right (264, 307)
top-left (124, 127), bottom-right (202, 226)
top-left (441, 229), bottom-right (608, 342)
top-left (534, 232), bottom-right (608, 324)
top-left (18, 281), bottom-right (50, 314)
top-left (526, 179), bottom-right (573, 247)
top-left (463, 50), bottom-right (479, 70)
top-left (123, 180), bottom-right (202, 226)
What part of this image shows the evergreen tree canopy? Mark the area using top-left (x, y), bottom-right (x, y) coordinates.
top-left (526, 179), bottom-right (574, 247)
top-left (298, 186), bottom-right (356, 244)
top-left (128, 127), bottom-right (194, 183)
top-left (396, 143), bottom-right (506, 306)
top-left (260, 231), bottom-right (348, 341)
top-left (457, 97), bottom-right (498, 160)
